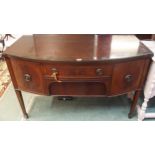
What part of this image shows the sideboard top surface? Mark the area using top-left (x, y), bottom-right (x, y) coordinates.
top-left (4, 34), bottom-right (153, 62)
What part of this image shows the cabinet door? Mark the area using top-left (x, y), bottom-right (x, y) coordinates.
top-left (110, 59), bottom-right (145, 95)
top-left (10, 58), bottom-right (45, 94)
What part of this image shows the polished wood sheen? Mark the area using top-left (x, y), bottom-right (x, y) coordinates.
top-left (4, 34), bottom-right (153, 119)
top-left (10, 58), bottom-right (44, 94)
top-left (5, 35), bottom-right (152, 61)
top-left (111, 59), bottom-right (146, 95)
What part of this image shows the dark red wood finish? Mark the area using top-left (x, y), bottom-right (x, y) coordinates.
top-left (111, 59), bottom-right (146, 95)
top-left (4, 35), bottom-right (153, 119)
top-left (10, 58), bottom-right (45, 94)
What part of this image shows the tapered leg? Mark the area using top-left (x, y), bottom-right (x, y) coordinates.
top-left (128, 90), bottom-right (141, 118)
top-left (15, 90), bottom-right (29, 119)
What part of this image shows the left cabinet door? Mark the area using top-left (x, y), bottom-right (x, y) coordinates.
top-left (10, 58), bottom-right (45, 94)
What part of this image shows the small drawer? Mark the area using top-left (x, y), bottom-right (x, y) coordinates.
top-left (43, 63), bottom-right (113, 79)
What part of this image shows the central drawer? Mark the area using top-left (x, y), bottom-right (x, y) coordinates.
top-left (42, 63), bottom-right (113, 95)
top-left (50, 80), bottom-right (110, 96)
top-left (43, 63), bottom-right (113, 79)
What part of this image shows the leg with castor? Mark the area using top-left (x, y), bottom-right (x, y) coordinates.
top-left (128, 90), bottom-right (141, 119)
top-left (15, 90), bottom-right (29, 119)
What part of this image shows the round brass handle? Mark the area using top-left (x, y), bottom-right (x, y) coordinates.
top-left (24, 74), bottom-right (31, 82)
top-left (96, 68), bottom-right (103, 76)
top-left (124, 75), bottom-right (133, 83)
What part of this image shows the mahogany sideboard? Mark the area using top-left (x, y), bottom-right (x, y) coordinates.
top-left (3, 34), bottom-right (153, 119)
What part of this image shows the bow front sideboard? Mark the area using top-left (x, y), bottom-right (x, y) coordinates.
top-left (3, 35), bottom-right (153, 119)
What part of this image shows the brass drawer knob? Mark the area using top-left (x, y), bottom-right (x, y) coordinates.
top-left (124, 74), bottom-right (133, 83)
top-left (24, 74), bottom-right (31, 82)
top-left (96, 68), bottom-right (103, 76)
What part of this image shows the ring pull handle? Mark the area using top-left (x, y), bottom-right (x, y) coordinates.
top-left (124, 74), bottom-right (133, 83)
top-left (51, 68), bottom-right (62, 82)
top-left (24, 74), bottom-right (31, 82)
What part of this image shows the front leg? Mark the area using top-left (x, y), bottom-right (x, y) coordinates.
top-left (128, 90), bottom-right (141, 118)
top-left (15, 90), bottom-right (29, 119)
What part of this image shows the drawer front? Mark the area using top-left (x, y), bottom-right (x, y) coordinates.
top-left (10, 59), bottom-right (44, 94)
top-left (49, 79), bottom-right (111, 96)
top-left (43, 63), bottom-right (113, 79)
top-left (43, 63), bottom-right (112, 96)
top-left (110, 59), bottom-right (146, 95)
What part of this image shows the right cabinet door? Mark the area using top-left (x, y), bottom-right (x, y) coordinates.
top-left (110, 59), bottom-right (146, 95)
